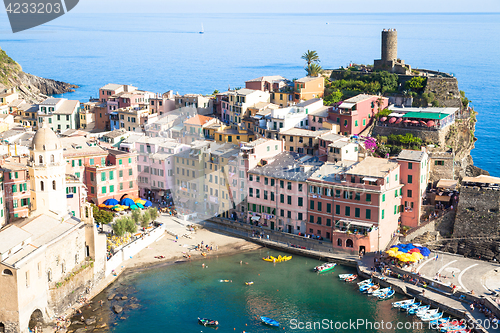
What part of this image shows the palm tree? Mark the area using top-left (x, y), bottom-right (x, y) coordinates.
top-left (302, 50), bottom-right (320, 66)
top-left (306, 63), bottom-right (324, 77)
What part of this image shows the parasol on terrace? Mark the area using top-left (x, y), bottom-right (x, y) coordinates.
top-left (411, 120), bottom-right (419, 124)
top-left (380, 117), bottom-right (387, 122)
top-left (427, 120), bottom-right (435, 127)
top-left (403, 120), bottom-right (412, 123)
top-left (420, 120), bottom-right (427, 126)
top-left (396, 118), bottom-right (403, 124)
top-left (389, 117), bottom-right (397, 124)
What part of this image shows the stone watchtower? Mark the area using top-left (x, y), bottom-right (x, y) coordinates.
top-left (381, 29), bottom-right (397, 64)
top-left (374, 29), bottom-right (410, 74)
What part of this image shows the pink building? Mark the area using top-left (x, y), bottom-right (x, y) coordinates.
top-left (247, 152), bottom-right (323, 234)
top-left (332, 94), bottom-right (388, 136)
top-left (245, 75), bottom-right (288, 92)
top-left (396, 149), bottom-right (430, 228)
top-left (307, 157), bottom-right (402, 253)
top-left (135, 137), bottom-right (190, 201)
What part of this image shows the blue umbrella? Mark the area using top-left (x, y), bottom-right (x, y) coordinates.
top-left (120, 198), bottom-right (136, 207)
top-left (144, 200), bottom-right (152, 207)
top-left (104, 198), bottom-right (119, 206)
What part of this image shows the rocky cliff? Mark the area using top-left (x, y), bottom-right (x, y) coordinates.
top-left (0, 47), bottom-right (78, 103)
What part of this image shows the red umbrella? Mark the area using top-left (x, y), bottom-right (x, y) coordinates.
top-left (420, 120), bottom-right (427, 126)
top-left (403, 119), bottom-right (411, 123)
top-left (380, 117), bottom-right (387, 122)
top-left (411, 120), bottom-right (419, 124)
top-left (427, 120), bottom-right (435, 127)
top-left (389, 117), bottom-right (397, 124)
top-left (396, 118), bottom-right (403, 124)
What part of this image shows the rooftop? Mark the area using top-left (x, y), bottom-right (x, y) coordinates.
top-left (100, 83), bottom-right (124, 91)
top-left (281, 128), bottom-right (330, 138)
top-left (248, 152), bottom-right (324, 181)
top-left (319, 133), bottom-right (344, 142)
top-left (397, 149), bottom-right (427, 162)
top-left (227, 88), bottom-right (263, 96)
top-left (462, 175), bottom-right (500, 186)
top-left (343, 94), bottom-right (375, 104)
top-left (296, 76), bottom-right (322, 83)
top-left (40, 98), bottom-right (63, 106)
top-left (309, 162), bottom-right (355, 182)
top-left (347, 157), bottom-right (398, 178)
top-left (309, 105), bottom-right (330, 117)
top-left (388, 105), bottom-right (458, 115)
top-left (103, 129), bottom-right (128, 139)
top-left (184, 115), bottom-right (215, 126)
top-left (246, 75), bottom-right (286, 83)
top-left (53, 100), bottom-right (79, 115)
top-left (296, 98), bottom-right (322, 107)
top-left (60, 136), bottom-right (106, 157)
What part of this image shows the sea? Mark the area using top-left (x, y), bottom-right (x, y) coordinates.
top-left (108, 249), bottom-right (435, 333)
top-left (0, 13), bottom-right (498, 175)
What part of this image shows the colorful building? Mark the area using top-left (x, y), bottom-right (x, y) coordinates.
top-left (0, 157), bottom-right (30, 221)
top-left (220, 89), bottom-right (270, 125)
top-left (307, 157), bottom-right (402, 253)
top-left (333, 94), bottom-right (388, 136)
top-left (245, 76), bottom-right (288, 92)
top-left (396, 149), bottom-right (430, 229)
top-left (294, 76), bottom-right (324, 102)
top-left (37, 98), bottom-right (80, 133)
top-left (182, 115), bottom-right (219, 144)
top-left (279, 128), bottom-right (331, 155)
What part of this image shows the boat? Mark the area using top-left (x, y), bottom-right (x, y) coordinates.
top-left (198, 318), bottom-right (218, 326)
top-left (421, 312), bottom-right (443, 322)
top-left (400, 302), bottom-right (420, 312)
top-left (429, 317), bottom-right (449, 329)
top-left (408, 304), bottom-right (429, 315)
top-left (366, 285), bottom-right (380, 295)
top-left (263, 255), bottom-right (292, 263)
top-left (199, 23), bottom-right (204, 34)
top-left (378, 289), bottom-right (395, 300)
top-left (371, 287), bottom-right (390, 296)
top-left (219, 280), bottom-right (232, 283)
top-left (345, 274), bottom-right (357, 282)
top-left (339, 274), bottom-right (354, 280)
top-left (261, 316), bottom-right (279, 327)
top-left (357, 279), bottom-right (372, 286)
top-left (417, 308), bottom-right (439, 318)
top-left (314, 262), bottom-right (336, 273)
top-left (245, 281), bottom-right (254, 285)
top-left (359, 283), bottom-right (374, 292)
top-left (439, 321), bottom-right (467, 332)
top-left (392, 298), bottom-right (415, 308)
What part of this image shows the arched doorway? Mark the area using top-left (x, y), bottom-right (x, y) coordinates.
top-left (0, 322), bottom-right (5, 333)
top-left (337, 239), bottom-right (342, 247)
top-left (28, 309), bottom-right (43, 331)
top-left (346, 239), bottom-right (354, 248)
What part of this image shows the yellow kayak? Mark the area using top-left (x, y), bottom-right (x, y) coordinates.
top-left (262, 255), bottom-right (292, 263)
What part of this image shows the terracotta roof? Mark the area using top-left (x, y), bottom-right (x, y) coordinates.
top-left (184, 115), bottom-right (215, 126)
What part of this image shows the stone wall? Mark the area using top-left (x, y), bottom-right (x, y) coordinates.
top-left (428, 151), bottom-right (455, 185)
top-left (424, 77), bottom-right (461, 108)
top-left (372, 124), bottom-right (450, 146)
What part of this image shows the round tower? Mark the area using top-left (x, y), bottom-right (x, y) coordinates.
top-left (29, 121), bottom-right (67, 217)
top-left (381, 29), bottom-right (398, 63)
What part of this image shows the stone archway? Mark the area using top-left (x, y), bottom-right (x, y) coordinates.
top-left (0, 322), bottom-right (5, 333)
top-left (346, 239), bottom-right (354, 248)
top-left (28, 309), bottom-right (43, 331)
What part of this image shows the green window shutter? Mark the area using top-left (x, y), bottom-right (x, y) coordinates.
top-left (109, 171), bottom-right (114, 180)
top-left (76, 172), bottom-right (80, 178)
top-left (72, 160), bottom-right (75, 167)
top-left (395, 190), bottom-right (398, 197)
top-left (102, 186), bottom-right (106, 194)
top-left (9, 172), bottom-right (12, 179)
top-left (119, 170), bottom-right (123, 177)
top-left (66, 187), bottom-right (69, 194)
top-left (89, 158), bottom-right (94, 165)
top-left (12, 185), bottom-right (16, 193)
top-left (382, 210), bottom-right (385, 219)
top-left (101, 172), bottom-right (106, 181)
top-left (129, 168), bottom-right (132, 176)
top-left (366, 194), bottom-right (371, 202)
top-left (129, 181), bottom-right (133, 188)
top-left (110, 185), bottom-right (114, 193)
top-left (119, 159), bottom-right (123, 165)
top-left (336, 205), bottom-right (340, 214)
top-left (400, 188), bottom-right (402, 196)
top-left (27, 198), bottom-right (30, 205)
top-left (79, 159), bottom-right (82, 166)
top-left (355, 208), bottom-right (360, 218)
top-left (15, 172), bottom-right (18, 178)
top-left (101, 158), bottom-right (105, 165)
top-left (382, 194), bottom-right (385, 202)
top-left (366, 209), bottom-right (371, 219)
top-left (91, 187), bottom-right (95, 194)
top-left (120, 183), bottom-right (123, 190)
top-left (394, 205), bottom-right (397, 214)
top-left (128, 158), bottom-right (132, 163)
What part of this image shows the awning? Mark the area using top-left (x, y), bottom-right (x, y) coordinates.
top-left (436, 179), bottom-right (457, 190)
top-left (251, 215), bottom-right (261, 221)
top-left (403, 112), bottom-right (450, 120)
top-left (388, 112), bottom-right (404, 117)
top-left (435, 195), bottom-right (451, 202)
top-left (339, 102), bottom-right (355, 109)
top-left (363, 177), bottom-right (378, 182)
top-left (349, 221), bottom-right (375, 228)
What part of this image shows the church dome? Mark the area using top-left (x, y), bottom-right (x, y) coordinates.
top-left (31, 122), bottom-right (61, 151)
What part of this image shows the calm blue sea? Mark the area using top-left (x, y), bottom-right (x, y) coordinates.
top-left (0, 13), bottom-right (498, 175)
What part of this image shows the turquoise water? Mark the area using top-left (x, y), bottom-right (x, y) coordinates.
top-left (0, 13), bottom-right (498, 175)
top-left (109, 250), bottom-right (434, 332)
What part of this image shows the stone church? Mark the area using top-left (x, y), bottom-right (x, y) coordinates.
top-left (0, 123), bottom-right (106, 333)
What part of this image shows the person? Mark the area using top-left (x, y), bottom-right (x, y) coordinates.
top-left (471, 290), bottom-right (475, 295)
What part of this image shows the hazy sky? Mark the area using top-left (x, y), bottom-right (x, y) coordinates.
top-left (74, 0), bottom-right (500, 13)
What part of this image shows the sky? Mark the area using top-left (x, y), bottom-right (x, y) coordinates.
top-left (72, 0), bottom-right (500, 13)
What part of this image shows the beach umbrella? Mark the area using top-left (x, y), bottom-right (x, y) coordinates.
top-left (130, 204), bottom-right (139, 210)
top-left (420, 120), bottom-right (427, 125)
top-left (410, 252), bottom-right (424, 261)
top-left (144, 200), bottom-right (153, 207)
top-left (427, 120), bottom-right (435, 127)
top-left (120, 197), bottom-right (136, 207)
top-left (380, 117), bottom-right (387, 122)
top-left (408, 248), bottom-right (421, 254)
top-left (104, 198), bottom-right (119, 206)
top-left (396, 118), bottom-right (403, 124)
top-left (403, 120), bottom-right (412, 123)
top-left (136, 202), bottom-right (144, 209)
top-left (135, 199), bottom-right (146, 205)
top-left (389, 117), bottom-right (397, 124)
top-left (417, 247), bottom-right (431, 257)
top-left (98, 204), bottom-right (106, 208)
top-left (411, 120), bottom-right (419, 124)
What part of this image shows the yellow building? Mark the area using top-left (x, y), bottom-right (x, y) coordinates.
top-left (279, 128), bottom-right (331, 155)
top-left (294, 76), bottom-right (324, 102)
top-left (205, 123), bottom-right (255, 144)
top-left (270, 91), bottom-right (294, 107)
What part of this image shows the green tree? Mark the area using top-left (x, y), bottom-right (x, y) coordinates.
top-left (148, 208), bottom-right (158, 221)
top-left (212, 89), bottom-right (220, 95)
top-left (301, 50), bottom-right (320, 66)
top-left (112, 218), bottom-right (126, 237)
top-left (323, 90), bottom-right (343, 106)
top-left (140, 212), bottom-right (151, 229)
top-left (306, 63), bottom-right (323, 77)
top-left (131, 210), bottom-right (141, 225)
top-left (405, 77), bottom-right (427, 92)
top-left (124, 217), bottom-right (137, 234)
top-left (92, 204), bottom-right (114, 225)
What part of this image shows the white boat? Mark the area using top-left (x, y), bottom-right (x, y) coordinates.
top-left (359, 283), bottom-right (374, 292)
top-left (371, 287), bottom-right (390, 296)
top-left (338, 273), bottom-right (355, 279)
top-left (199, 23), bottom-right (204, 34)
top-left (366, 285), bottom-right (380, 295)
top-left (417, 308), bottom-right (438, 318)
top-left (421, 312), bottom-right (443, 322)
top-left (357, 279), bottom-right (371, 286)
top-left (392, 298), bottom-right (415, 308)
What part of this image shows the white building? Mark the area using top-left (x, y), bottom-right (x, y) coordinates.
top-left (37, 98), bottom-right (80, 133)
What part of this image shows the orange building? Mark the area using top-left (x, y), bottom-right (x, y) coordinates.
top-left (294, 76), bottom-right (324, 102)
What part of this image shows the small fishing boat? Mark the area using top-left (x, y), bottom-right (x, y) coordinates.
top-left (408, 304), bottom-right (429, 315)
top-left (429, 317), bottom-right (449, 328)
top-left (199, 23), bottom-right (204, 34)
top-left (261, 316), bottom-right (279, 327)
top-left (378, 289), bottom-right (394, 300)
top-left (392, 298), bottom-right (415, 308)
top-left (366, 285), bottom-right (380, 295)
top-left (245, 281), bottom-right (254, 285)
top-left (339, 274), bottom-right (354, 279)
top-left (345, 274), bottom-right (357, 282)
top-left (198, 318), bottom-right (218, 326)
top-left (219, 280), bottom-right (232, 283)
top-left (371, 287), bottom-right (390, 296)
top-left (359, 283), bottom-right (374, 292)
top-left (314, 262), bottom-right (336, 273)
top-left (357, 279), bottom-right (372, 286)
top-left (417, 308), bottom-right (438, 318)
top-left (439, 321), bottom-right (467, 332)
top-left (421, 312), bottom-right (443, 322)
top-left (400, 302), bottom-right (420, 312)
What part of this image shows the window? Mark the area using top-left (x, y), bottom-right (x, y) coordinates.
top-left (129, 181), bottom-right (133, 188)
top-left (109, 171), bottom-right (114, 180)
top-left (407, 190), bottom-right (412, 198)
top-left (129, 168), bottom-right (133, 176)
top-left (110, 185), bottom-right (114, 193)
top-left (280, 194), bottom-right (285, 203)
top-left (336, 205), bottom-right (340, 214)
top-left (408, 175), bottom-right (413, 184)
top-left (264, 177), bottom-right (268, 185)
top-left (298, 197), bottom-right (303, 206)
top-left (355, 208), bottom-right (360, 218)
top-left (52, 180), bottom-right (56, 190)
top-left (271, 179), bottom-right (275, 186)
top-left (280, 180), bottom-right (284, 189)
top-left (249, 188), bottom-right (253, 197)
top-left (101, 172), bottom-right (106, 181)
top-left (40, 181), bottom-right (44, 191)
top-left (382, 209), bottom-right (385, 219)
top-left (119, 170), bottom-right (123, 177)
top-left (394, 205), bottom-right (398, 214)
top-left (382, 194), bottom-right (385, 202)
top-left (102, 186), bottom-right (106, 194)
top-left (355, 193), bottom-right (360, 201)
top-left (298, 184), bottom-right (303, 192)
top-left (317, 202), bottom-right (322, 212)
top-left (395, 190), bottom-right (398, 197)
top-left (91, 186), bottom-right (94, 194)
top-left (345, 206), bottom-right (350, 216)
top-left (12, 184), bottom-right (17, 193)
top-left (298, 212), bottom-right (303, 220)
top-left (310, 200), bottom-right (314, 210)
top-left (256, 189), bottom-right (260, 199)
top-left (271, 192), bottom-right (275, 201)
top-left (317, 217), bottom-right (322, 225)
top-left (119, 159), bottom-right (123, 165)
top-left (366, 209), bottom-right (371, 219)
top-left (287, 182), bottom-right (292, 190)
top-left (89, 158), bottom-right (94, 165)
top-left (287, 196), bottom-right (292, 205)
top-left (327, 203), bottom-right (331, 213)
top-left (435, 160), bottom-right (444, 166)
top-left (120, 183), bottom-right (123, 190)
